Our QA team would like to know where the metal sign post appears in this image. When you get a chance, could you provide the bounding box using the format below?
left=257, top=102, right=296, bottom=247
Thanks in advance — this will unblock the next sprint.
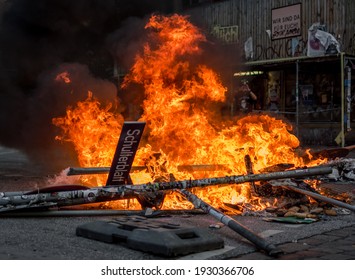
left=345, top=66, right=352, bottom=133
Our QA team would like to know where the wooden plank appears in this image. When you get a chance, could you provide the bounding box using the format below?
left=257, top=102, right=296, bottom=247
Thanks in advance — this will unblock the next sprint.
left=185, top=0, right=354, bottom=60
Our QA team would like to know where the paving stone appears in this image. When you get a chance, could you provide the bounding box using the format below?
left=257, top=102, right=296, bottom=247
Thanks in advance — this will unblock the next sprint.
left=276, top=250, right=323, bottom=260
left=307, top=246, right=344, bottom=254
left=324, top=228, right=354, bottom=237
left=327, top=239, right=355, bottom=247
left=276, top=253, right=300, bottom=260
left=333, top=245, right=355, bottom=253
left=231, top=252, right=274, bottom=260
left=342, top=250, right=355, bottom=257
left=277, top=242, right=310, bottom=253
left=300, top=234, right=340, bottom=246
left=319, top=254, right=355, bottom=260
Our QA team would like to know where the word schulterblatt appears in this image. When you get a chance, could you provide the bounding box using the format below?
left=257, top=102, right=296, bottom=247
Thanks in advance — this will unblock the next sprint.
left=112, top=129, right=142, bottom=183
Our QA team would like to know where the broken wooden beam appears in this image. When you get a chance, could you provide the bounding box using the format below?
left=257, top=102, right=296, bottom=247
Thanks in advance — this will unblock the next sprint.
left=309, top=144, right=355, bottom=159
left=244, top=154, right=258, bottom=196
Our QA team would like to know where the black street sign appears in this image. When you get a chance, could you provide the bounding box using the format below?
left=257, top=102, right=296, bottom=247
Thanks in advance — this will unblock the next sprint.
left=106, top=121, right=146, bottom=186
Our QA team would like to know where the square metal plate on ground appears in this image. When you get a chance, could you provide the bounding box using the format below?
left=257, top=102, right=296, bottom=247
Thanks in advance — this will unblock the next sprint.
left=76, top=216, right=224, bottom=257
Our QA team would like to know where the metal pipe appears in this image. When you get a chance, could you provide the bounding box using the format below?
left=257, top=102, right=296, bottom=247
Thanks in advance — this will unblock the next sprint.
left=296, top=60, right=299, bottom=138
left=67, top=164, right=227, bottom=176
left=232, top=166, right=332, bottom=184
left=0, top=165, right=333, bottom=213
left=68, top=166, right=111, bottom=175
left=341, top=52, right=345, bottom=147
left=282, top=184, right=355, bottom=212
left=178, top=189, right=282, bottom=256
left=345, top=66, right=351, bottom=133
left=0, top=209, right=205, bottom=218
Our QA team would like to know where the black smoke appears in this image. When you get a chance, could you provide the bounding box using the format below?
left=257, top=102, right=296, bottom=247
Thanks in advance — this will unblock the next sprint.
left=0, top=0, right=172, bottom=172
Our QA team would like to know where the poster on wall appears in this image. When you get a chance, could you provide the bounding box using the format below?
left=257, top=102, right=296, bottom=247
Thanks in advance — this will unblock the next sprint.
left=271, top=3, right=301, bottom=40
left=299, top=85, right=314, bottom=106
left=307, top=23, right=340, bottom=57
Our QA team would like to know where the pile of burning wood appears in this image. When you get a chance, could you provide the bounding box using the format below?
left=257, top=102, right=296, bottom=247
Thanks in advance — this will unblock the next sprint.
left=0, top=158, right=354, bottom=215
left=0, top=157, right=353, bottom=256
left=0, top=122, right=354, bottom=256
left=1, top=122, right=355, bottom=216
left=217, top=154, right=355, bottom=219
left=326, top=157, right=355, bottom=181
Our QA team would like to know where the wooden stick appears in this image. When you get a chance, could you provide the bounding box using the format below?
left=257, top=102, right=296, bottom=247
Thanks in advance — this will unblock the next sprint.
left=244, top=155, right=258, bottom=196
left=310, top=144, right=355, bottom=159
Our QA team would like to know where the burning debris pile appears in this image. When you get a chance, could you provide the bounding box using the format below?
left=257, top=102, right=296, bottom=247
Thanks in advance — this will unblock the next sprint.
left=0, top=131, right=354, bottom=215
left=0, top=5, right=354, bottom=260
left=0, top=13, right=354, bottom=222
left=326, top=158, right=355, bottom=181
left=49, top=14, right=329, bottom=212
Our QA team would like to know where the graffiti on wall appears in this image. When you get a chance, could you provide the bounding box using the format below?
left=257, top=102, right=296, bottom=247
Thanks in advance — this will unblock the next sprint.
left=254, top=37, right=307, bottom=60
left=253, top=29, right=355, bottom=61
left=211, top=25, right=239, bottom=44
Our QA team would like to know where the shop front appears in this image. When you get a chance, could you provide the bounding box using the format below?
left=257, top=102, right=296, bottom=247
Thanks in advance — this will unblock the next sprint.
left=233, top=54, right=355, bottom=146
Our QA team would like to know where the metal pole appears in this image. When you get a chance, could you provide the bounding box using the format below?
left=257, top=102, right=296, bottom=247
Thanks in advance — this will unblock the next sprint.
left=178, top=189, right=282, bottom=256
left=233, top=165, right=332, bottom=184
left=341, top=52, right=345, bottom=147
left=0, top=166, right=333, bottom=213
left=68, top=167, right=111, bottom=175
left=282, top=184, right=355, bottom=212
left=0, top=209, right=205, bottom=217
left=345, top=65, right=352, bottom=133
left=68, top=165, right=332, bottom=183
left=67, top=164, right=227, bottom=176
left=296, top=60, right=299, bottom=138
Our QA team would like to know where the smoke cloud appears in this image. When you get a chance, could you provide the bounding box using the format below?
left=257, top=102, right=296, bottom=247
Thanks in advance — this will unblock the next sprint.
left=0, top=0, right=235, bottom=173
left=0, top=0, right=172, bottom=172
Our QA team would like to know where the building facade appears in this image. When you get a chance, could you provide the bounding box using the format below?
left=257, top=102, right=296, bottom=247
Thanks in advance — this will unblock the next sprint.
left=183, top=0, right=355, bottom=146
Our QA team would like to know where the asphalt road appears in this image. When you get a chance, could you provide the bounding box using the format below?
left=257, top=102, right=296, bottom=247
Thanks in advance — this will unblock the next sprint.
left=0, top=146, right=354, bottom=260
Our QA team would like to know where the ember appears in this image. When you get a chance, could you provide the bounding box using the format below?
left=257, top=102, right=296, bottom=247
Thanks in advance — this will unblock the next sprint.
left=52, top=14, right=328, bottom=212
left=55, top=71, right=71, bottom=84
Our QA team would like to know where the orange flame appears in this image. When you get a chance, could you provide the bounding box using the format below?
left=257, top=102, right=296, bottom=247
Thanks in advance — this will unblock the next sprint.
left=53, top=14, right=326, bottom=211
left=55, top=71, right=71, bottom=83
left=53, top=91, right=124, bottom=186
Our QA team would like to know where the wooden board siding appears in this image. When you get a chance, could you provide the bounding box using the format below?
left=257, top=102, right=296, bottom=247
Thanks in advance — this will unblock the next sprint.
left=185, top=0, right=355, bottom=61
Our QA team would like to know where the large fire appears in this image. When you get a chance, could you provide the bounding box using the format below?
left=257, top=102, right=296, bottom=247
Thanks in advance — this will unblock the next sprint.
left=52, top=14, right=325, bottom=211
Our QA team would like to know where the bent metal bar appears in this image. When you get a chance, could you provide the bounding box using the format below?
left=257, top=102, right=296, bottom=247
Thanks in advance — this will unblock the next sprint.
left=0, top=165, right=342, bottom=213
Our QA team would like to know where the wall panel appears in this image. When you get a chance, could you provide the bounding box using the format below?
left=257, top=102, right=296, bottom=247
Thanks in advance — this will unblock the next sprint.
left=186, top=0, right=354, bottom=61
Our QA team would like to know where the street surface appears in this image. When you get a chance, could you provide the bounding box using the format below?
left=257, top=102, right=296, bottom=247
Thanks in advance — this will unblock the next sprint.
left=0, top=146, right=354, bottom=260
